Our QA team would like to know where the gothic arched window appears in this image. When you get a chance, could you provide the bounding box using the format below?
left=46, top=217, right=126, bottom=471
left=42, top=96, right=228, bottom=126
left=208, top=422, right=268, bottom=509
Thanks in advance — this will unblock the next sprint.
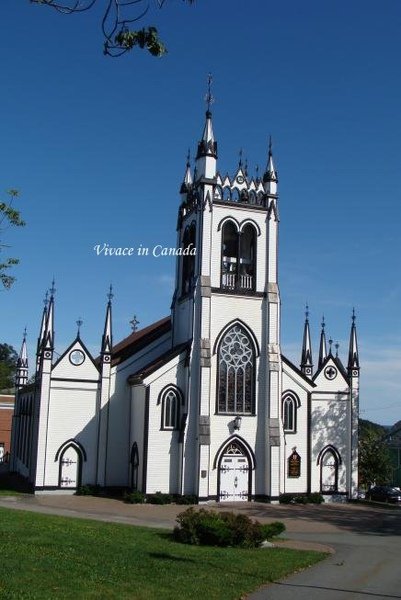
left=181, top=223, right=196, bottom=296
left=217, top=324, right=255, bottom=414
left=320, top=447, right=340, bottom=493
left=282, top=394, right=297, bottom=433
left=160, top=387, right=182, bottom=430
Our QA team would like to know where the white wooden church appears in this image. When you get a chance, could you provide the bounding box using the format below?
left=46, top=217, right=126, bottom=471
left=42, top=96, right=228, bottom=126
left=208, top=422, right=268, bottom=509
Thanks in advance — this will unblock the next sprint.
left=11, top=105, right=360, bottom=502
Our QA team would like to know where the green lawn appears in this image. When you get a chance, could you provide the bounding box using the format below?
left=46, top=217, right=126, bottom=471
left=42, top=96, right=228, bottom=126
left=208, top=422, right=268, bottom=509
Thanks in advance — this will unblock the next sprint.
left=0, top=507, right=326, bottom=599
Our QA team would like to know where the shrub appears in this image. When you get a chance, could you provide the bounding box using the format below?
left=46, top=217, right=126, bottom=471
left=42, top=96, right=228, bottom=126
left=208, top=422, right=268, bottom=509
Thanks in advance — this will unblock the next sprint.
left=279, top=493, right=324, bottom=504
left=173, top=508, right=285, bottom=548
left=124, top=490, right=146, bottom=504
left=146, top=491, right=172, bottom=505
left=174, top=494, right=198, bottom=505
left=75, top=484, right=101, bottom=496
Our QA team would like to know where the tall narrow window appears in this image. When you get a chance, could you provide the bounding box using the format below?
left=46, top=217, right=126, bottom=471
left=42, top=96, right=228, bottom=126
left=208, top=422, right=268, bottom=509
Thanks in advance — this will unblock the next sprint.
left=320, top=448, right=339, bottom=493
left=239, top=225, right=256, bottom=291
left=131, top=443, right=139, bottom=490
left=217, top=324, right=255, bottom=414
left=160, top=387, right=182, bottom=430
left=181, top=223, right=196, bottom=296
left=282, top=394, right=297, bottom=433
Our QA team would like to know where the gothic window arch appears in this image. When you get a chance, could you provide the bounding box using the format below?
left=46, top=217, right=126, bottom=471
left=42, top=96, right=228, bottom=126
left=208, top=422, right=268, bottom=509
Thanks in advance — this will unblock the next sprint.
left=217, top=324, right=255, bottom=415
left=159, top=386, right=183, bottom=430
left=282, top=393, right=299, bottom=433
left=181, top=222, right=196, bottom=296
left=221, top=222, right=256, bottom=292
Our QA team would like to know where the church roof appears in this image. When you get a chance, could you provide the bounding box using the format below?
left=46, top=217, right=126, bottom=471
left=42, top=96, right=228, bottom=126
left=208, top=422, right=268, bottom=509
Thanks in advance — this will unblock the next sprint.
left=111, top=316, right=171, bottom=366
left=127, top=342, right=190, bottom=385
left=281, top=354, right=317, bottom=387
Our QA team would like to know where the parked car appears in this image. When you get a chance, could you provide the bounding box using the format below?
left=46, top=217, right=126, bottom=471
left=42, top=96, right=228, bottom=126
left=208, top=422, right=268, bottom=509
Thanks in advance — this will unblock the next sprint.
left=366, top=486, right=401, bottom=503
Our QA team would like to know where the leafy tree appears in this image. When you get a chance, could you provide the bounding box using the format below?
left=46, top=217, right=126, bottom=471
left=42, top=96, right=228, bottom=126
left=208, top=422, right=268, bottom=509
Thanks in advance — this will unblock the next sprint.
left=0, top=343, right=18, bottom=391
left=358, top=426, right=392, bottom=489
left=0, top=189, right=25, bottom=289
left=30, top=0, right=195, bottom=57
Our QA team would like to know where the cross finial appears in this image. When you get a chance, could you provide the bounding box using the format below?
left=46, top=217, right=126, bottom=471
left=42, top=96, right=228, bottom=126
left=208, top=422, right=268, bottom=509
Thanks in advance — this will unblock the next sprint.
left=205, top=73, right=214, bottom=112
left=107, top=284, right=114, bottom=302
left=50, top=278, right=56, bottom=297
left=130, top=315, right=139, bottom=332
left=76, top=317, right=83, bottom=334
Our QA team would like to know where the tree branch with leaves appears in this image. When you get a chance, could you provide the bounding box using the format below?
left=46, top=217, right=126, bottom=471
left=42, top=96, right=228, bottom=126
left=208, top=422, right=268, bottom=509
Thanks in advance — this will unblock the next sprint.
left=30, top=0, right=195, bottom=57
left=0, top=190, right=25, bottom=289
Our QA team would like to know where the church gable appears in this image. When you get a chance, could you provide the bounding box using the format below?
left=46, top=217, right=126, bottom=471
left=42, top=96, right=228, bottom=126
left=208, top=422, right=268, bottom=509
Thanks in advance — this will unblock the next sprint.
left=51, top=338, right=99, bottom=380
left=313, top=356, right=349, bottom=391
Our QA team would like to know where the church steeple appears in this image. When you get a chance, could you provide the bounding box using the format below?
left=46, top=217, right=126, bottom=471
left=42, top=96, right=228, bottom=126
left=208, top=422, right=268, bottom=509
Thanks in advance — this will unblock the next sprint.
left=101, top=285, right=113, bottom=359
left=347, top=308, right=359, bottom=375
left=300, top=305, right=313, bottom=377
left=195, top=75, right=217, bottom=179
left=318, top=316, right=327, bottom=369
left=15, top=328, right=28, bottom=388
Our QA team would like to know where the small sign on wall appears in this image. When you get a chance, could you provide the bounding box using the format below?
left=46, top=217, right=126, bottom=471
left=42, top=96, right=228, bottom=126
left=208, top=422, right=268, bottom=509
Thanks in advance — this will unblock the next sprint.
left=288, top=448, right=301, bottom=478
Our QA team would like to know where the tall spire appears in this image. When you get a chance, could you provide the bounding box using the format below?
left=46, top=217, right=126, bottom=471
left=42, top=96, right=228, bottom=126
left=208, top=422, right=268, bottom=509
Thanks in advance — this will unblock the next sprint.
left=15, top=328, right=28, bottom=388
left=318, top=316, right=327, bottom=369
left=195, top=74, right=217, bottom=177
left=300, top=304, right=313, bottom=376
left=263, top=136, right=277, bottom=184
left=101, top=285, right=113, bottom=357
left=44, top=279, right=55, bottom=352
left=36, top=290, right=49, bottom=370
left=348, top=308, right=360, bottom=374
left=180, top=149, right=193, bottom=193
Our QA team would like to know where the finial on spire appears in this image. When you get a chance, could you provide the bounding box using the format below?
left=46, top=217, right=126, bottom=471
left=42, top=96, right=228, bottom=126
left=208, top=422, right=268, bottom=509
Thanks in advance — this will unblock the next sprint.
left=269, top=135, right=273, bottom=155
left=205, top=73, right=214, bottom=113
left=244, top=158, right=248, bottom=177
left=352, top=307, right=356, bottom=323
left=305, top=303, right=309, bottom=320
left=186, top=148, right=191, bottom=166
left=321, top=315, right=325, bottom=329
left=76, top=317, right=83, bottom=336
left=329, top=338, right=333, bottom=353
left=238, top=148, right=243, bottom=168
left=255, top=165, right=260, bottom=180
left=43, top=290, right=49, bottom=308
left=107, top=284, right=114, bottom=302
left=130, top=315, right=140, bottom=332
left=50, top=278, right=56, bottom=297
left=335, top=342, right=339, bottom=358
left=301, top=305, right=313, bottom=376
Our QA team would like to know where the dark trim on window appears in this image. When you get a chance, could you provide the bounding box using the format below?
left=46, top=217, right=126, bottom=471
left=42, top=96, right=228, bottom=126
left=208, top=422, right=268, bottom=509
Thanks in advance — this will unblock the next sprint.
left=212, top=319, right=260, bottom=357
left=282, top=392, right=300, bottom=433
left=158, top=385, right=183, bottom=431
left=213, top=435, right=256, bottom=470
left=130, top=442, right=139, bottom=490
left=142, top=387, right=150, bottom=493
left=55, top=439, right=87, bottom=462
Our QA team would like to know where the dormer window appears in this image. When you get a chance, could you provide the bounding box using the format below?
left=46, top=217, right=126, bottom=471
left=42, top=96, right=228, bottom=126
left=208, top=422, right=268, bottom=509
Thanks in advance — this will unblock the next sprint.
left=221, top=222, right=256, bottom=292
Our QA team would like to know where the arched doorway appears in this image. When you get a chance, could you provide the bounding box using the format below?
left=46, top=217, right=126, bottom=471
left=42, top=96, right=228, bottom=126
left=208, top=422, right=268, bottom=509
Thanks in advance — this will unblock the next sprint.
left=319, top=446, right=340, bottom=493
left=56, top=441, right=85, bottom=490
left=218, top=440, right=251, bottom=502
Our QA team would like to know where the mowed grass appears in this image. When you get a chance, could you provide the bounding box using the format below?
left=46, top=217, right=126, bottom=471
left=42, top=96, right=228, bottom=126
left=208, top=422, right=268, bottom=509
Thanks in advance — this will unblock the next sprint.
left=0, top=507, right=325, bottom=600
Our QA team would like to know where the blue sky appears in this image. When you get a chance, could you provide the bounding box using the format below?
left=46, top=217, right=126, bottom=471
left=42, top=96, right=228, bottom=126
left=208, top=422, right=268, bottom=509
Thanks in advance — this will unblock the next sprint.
left=1, top=0, right=401, bottom=424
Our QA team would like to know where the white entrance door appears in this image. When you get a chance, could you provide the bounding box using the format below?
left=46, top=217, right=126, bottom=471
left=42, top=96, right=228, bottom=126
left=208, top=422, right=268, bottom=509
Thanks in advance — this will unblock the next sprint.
left=321, top=451, right=337, bottom=492
left=219, top=453, right=249, bottom=501
left=59, top=446, right=79, bottom=489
